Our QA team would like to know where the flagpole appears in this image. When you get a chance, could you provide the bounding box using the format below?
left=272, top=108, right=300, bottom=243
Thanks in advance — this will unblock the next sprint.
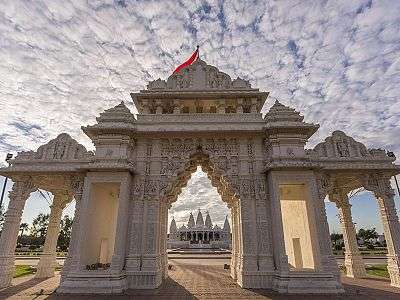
left=196, top=45, right=200, bottom=60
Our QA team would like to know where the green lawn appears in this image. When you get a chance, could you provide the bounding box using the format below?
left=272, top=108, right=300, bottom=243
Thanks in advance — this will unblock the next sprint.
left=366, top=264, right=389, bottom=278
left=14, top=265, right=36, bottom=278
left=340, top=264, right=389, bottom=278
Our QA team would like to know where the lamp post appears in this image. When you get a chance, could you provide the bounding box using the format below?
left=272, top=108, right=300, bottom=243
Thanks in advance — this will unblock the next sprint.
left=394, top=175, right=400, bottom=197
left=0, top=153, right=13, bottom=210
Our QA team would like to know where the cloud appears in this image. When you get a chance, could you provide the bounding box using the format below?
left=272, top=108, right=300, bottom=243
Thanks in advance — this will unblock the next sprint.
left=168, top=167, right=230, bottom=229
left=0, top=0, right=399, bottom=224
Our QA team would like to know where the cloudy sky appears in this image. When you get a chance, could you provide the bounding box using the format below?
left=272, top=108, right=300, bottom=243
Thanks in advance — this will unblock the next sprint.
left=0, top=0, right=399, bottom=232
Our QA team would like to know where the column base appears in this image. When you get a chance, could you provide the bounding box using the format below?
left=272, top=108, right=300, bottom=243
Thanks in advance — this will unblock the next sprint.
left=35, top=254, right=58, bottom=278
left=0, top=256, right=15, bottom=289
left=344, top=254, right=367, bottom=278
left=387, top=257, right=400, bottom=288
left=236, top=271, right=274, bottom=288
left=57, top=271, right=127, bottom=294
left=321, top=255, right=341, bottom=282
left=272, top=272, right=344, bottom=294
left=125, top=255, right=164, bottom=289
left=126, top=271, right=163, bottom=289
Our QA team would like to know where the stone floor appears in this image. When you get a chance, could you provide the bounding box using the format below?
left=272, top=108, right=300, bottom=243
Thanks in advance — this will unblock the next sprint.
left=1, top=263, right=400, bottom=299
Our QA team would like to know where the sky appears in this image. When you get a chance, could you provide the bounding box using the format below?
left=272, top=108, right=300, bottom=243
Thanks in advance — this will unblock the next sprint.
left=0, top=0, right=399, bottom=233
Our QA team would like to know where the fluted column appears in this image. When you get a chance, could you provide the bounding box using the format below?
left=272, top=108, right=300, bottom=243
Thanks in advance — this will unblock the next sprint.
left=334, top=192, right=366, bottom=278
left=0, top=179, right=35, bottom=288
left=376, top=193, right=400, bottom=287
left=35, top=193, right=68, bottom=278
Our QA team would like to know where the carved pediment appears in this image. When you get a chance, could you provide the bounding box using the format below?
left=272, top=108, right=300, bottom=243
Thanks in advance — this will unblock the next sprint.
left=308, top=131, right=394, bottom=160
left=14, top=133, right=93, bottom=162
left=146, top=59, right=252, bottom=91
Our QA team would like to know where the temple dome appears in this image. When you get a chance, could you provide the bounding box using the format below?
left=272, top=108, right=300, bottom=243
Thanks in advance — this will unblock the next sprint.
left=205, top=211, right=212, bottom=229
left=195, top=209, right=205, bottom=227
left=223, top=215, right=231, bottom=232
left=187, top=212, right=195, bottom=229
left=169, top=217, right=177, bottom=233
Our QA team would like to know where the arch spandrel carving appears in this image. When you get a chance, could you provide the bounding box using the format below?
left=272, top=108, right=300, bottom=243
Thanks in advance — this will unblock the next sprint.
left=361, top=173, right=395, bottom=200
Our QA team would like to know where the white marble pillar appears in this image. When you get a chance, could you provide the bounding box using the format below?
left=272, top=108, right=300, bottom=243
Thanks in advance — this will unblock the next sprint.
left=230, top=203, right=237, bottom=280
left=335, top=193, right=366, bottom=278
left=376, top=193, right=400, bottom=287
left=110, top=174, right=132, bottom=273
left=60, top=180, right=84, bottom=282
left=313, top=176, right=341, bottom=282
left=0, top=179, right=35, bottom=288
left=36, top=193, right=68, bottom=278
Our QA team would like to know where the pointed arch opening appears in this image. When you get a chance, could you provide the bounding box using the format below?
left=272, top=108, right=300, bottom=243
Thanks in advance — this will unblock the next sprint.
left=159, top=150, right=242, bottom=283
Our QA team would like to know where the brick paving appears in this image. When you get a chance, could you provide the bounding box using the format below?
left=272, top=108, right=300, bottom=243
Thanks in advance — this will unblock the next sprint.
left=1, top=263, right=400, bottom=300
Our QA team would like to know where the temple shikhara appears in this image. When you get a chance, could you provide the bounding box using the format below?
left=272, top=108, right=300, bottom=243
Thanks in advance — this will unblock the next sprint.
left=0, top=57, right=399, bottom=294
left=167, top=210, right=231, bottom=249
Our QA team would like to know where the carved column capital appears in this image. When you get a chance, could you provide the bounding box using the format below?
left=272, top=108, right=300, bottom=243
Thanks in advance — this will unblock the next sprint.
left=8, top=177, right=37, bottom=201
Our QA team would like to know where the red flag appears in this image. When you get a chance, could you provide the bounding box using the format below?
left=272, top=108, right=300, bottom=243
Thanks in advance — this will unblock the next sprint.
left=173, top=46, right=199, bottom=74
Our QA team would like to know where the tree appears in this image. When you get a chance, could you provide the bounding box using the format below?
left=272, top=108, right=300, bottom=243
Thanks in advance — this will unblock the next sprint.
left=357, top=228, right=378, bottom=243
left=31, top=213, right=49, bottom=238
left=330, top=233, right=344, bottom=250
left=57, top=215, right=73, bottom=251
left=19, top=223, right=29, bottom=238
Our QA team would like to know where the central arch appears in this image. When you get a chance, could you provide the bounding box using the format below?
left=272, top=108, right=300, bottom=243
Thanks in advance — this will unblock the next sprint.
left=163, top=149, right=239, bottom=206
left=160, top=149, right=241, bottom=282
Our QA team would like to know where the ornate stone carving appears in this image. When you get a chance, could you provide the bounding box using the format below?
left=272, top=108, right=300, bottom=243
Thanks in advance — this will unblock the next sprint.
left=146, top=59, right=253, bottom=91
left=13, top=133, right=92, bottom=162
left=309, top=131, right=395, bottom=161
left=362, top=173, right=395, bottom=199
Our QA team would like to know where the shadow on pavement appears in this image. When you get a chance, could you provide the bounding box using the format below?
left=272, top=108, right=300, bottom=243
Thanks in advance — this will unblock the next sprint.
left=0, top=277, right=48, bottom=299
left=45, top=277, right=197, bottom=300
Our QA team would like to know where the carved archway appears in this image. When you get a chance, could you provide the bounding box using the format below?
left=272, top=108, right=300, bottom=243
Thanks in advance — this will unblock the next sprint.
left=162, top=146, right=239, bottom=207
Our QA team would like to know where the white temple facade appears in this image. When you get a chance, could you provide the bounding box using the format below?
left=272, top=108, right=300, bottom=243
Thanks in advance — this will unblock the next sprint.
left=168, top=210, right=231, bottom=249
left=0, top=58, right=399, bottom=294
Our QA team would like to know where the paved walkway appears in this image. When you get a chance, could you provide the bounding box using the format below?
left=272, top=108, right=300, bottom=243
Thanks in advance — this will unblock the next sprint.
left=14, top=255, right=389, bottom=266
left=1, top=263, right=399, bottom=299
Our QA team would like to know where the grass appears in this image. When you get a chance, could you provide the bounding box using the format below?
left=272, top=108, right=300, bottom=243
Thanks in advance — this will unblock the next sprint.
left=366, top=264, right=389, bottom=278
left=14, top=265, right=36, bottom=278
left=340, top=264, right=390, bottom=278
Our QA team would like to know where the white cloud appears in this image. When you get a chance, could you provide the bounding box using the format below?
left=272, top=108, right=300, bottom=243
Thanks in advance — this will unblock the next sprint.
left=0, top=0, right=399, bottom=222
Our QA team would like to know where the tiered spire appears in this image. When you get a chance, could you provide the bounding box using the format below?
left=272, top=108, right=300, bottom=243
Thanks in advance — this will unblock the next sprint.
left=205, top=211, right=212, bottom=229
left=187, top=212, right=195, bottom=228
left=82, top=101, right=136, bottom=140
left=169, top=217, right=177, bottom=233
left=223, top=215, right=231, bottom=232
left=264, top=100, right=304, bottom=123
left=263, top=100, right=319, bottom=161
left=96, top=101, right=136, bottom=124
left=196, top=209, right=204, bottom=227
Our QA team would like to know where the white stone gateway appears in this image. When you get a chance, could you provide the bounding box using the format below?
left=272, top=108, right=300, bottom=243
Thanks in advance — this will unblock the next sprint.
left=0, top=58, right=399, bottom=294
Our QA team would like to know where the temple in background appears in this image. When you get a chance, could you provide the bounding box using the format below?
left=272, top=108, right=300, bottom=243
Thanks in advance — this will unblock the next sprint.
left=167, top=210, right=231, bottom=249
